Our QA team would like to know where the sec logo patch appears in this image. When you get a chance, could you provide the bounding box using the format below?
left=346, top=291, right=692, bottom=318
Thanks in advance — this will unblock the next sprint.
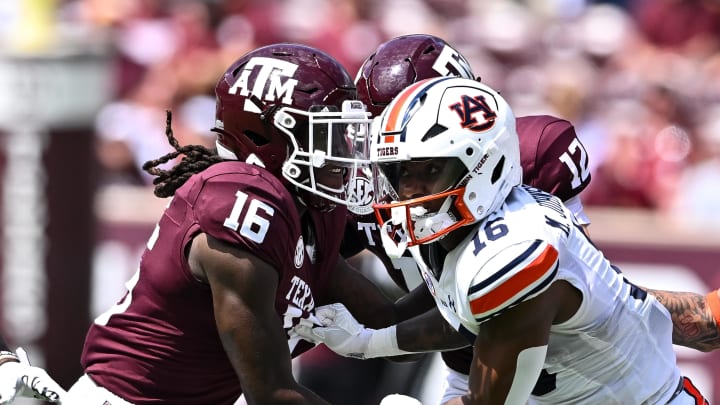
left=346, top=175, right=374, bottom=216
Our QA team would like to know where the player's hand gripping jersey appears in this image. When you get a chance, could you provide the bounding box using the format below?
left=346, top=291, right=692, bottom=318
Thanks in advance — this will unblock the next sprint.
left=409, top=185, right=680, bottom=403
left=81, top=162, right=345, bottom=404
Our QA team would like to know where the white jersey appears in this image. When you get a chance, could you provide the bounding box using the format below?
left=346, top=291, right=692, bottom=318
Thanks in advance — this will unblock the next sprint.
left=409, top=185, right=680, bottom=404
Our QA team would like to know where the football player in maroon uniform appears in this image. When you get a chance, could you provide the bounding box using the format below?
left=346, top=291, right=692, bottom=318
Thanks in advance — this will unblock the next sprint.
left=336, top=34, right=720, bottom=404
left=65, top=43, right=410, bottom=405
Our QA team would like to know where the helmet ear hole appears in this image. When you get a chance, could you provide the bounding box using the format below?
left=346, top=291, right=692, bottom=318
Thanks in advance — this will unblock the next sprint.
left=491, top=156, right=505, bottom=184
left=243, top=130, right=269, bottom=146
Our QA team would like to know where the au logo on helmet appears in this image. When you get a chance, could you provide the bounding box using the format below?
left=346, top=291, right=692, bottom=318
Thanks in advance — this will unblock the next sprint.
left=346, top=174, right=374, bottom=216
left=448, top=95, right=497, bottom=132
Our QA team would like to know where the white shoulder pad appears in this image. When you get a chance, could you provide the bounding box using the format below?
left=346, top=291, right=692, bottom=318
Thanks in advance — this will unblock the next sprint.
left=467, top=239, right=559, bottom=323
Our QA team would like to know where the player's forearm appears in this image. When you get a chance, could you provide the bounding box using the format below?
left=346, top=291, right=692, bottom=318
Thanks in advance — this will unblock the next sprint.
left=393, top=284, right=436, bottom=322
left=327, top=257, right=400, bottom=329
left=647, top=288, right=720, bottom=352
left=396, top=307, right=468, bottom=353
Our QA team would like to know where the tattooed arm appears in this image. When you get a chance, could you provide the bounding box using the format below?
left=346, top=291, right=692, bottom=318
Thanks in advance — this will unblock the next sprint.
left=645, top=288, right=720, bottom=352
left=579, top=226, right=720, bottom=352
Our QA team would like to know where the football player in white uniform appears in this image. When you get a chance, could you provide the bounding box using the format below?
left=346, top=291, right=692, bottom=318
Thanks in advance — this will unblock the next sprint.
left=302, top=77, right=709, bottom=404
left=329, top=34, right=720, bottom=405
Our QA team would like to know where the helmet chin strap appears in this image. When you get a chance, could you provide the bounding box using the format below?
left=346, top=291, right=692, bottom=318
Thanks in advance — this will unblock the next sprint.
left=380, top=196, right=459, bottom=258
left=380, top=221, right=409, bottom=259
left=379, top=205, right=411, bottom=258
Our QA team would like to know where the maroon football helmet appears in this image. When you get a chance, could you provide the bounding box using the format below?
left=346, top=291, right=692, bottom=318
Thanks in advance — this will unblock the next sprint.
left=213, top=43, right=371, bottom=210
left=355, top=34, right=475, bottom=117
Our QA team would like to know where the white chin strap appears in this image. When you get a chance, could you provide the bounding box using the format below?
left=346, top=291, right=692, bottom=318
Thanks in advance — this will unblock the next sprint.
left=380, top=225, right=408, bottom=259
left=379, top=205, right=410, bottom=258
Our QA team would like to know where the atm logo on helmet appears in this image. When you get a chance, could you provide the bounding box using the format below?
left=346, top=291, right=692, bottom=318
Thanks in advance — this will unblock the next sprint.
left=449, top=94, right=497, bottom=132
left=229, top=57, right=299, bottom=111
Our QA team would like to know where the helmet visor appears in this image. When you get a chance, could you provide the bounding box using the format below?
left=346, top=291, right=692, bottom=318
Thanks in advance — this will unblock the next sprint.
left=374, top=157, right=467, bottom=204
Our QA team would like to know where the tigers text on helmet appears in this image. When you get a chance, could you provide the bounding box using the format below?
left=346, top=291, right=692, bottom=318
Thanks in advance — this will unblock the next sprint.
left=371, top=77, right=521, bottom=256
left=212, top=43, right=372, bottom=209
left=355, top=34, right=475, bottom=117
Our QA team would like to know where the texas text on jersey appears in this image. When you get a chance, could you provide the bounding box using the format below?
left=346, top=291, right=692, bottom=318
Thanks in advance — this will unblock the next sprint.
left=82, top=162, right=345, bottom=404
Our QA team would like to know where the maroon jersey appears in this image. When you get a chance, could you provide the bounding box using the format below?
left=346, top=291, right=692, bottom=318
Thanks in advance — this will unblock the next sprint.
left=81, top=161, right=345, bottom=404
left=517, top=115, right=591, bottom=201
left=341, top=115, right=591, bottom=373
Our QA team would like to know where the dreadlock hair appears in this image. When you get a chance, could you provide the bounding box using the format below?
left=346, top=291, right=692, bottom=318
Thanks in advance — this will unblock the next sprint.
left=142, top=110, right=225, bottom=198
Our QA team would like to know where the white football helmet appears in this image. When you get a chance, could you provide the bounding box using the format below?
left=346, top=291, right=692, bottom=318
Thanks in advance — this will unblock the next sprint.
left=371, top=77, right=521, bottom=254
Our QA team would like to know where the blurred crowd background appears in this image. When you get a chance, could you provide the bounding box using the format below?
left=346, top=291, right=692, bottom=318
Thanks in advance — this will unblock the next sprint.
left=2, top=0, right=718, bottom=226
left=1, top=0, right=720, bottom=404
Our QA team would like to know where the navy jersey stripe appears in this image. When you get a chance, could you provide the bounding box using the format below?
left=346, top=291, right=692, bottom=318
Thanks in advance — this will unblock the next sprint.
left=468, top=239, right=543, bottom=294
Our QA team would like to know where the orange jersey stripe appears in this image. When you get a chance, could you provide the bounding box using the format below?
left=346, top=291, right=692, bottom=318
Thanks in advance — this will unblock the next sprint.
left=470, top=244, right=559, bottom=315
left=681, top=377, right=708, bottom=404
left=383, top=80, right=427, bottom=132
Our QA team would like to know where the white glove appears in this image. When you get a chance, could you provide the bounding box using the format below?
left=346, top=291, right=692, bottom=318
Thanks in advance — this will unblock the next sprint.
left=379, top=394, right=423, bottom=405
left=295, top=303, right=373, bottom=359
left=0, top=348, right=66, bottom=404
left=295, top=303, right=412, bottom=359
